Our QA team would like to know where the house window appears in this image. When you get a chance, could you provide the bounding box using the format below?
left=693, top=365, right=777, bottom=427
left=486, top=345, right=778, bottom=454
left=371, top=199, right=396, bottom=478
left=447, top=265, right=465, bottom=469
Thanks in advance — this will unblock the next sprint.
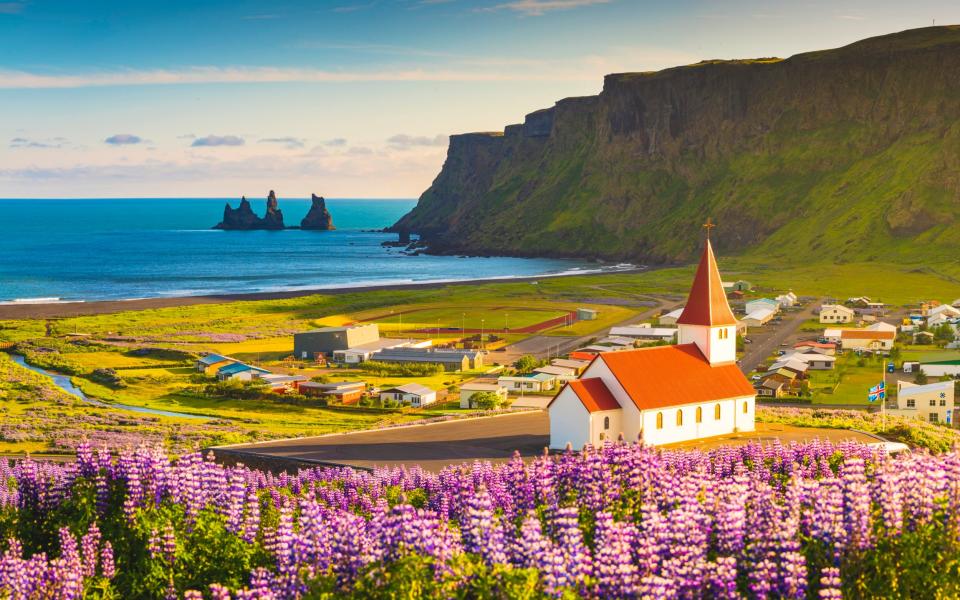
left=930, top=399, right=937, bottom=407
left=941, top=399, right=947, bottom=407
left=696, top=407, right=703, bottom=423
left=656, top=412, right=663, bottom=429
left=714, top=404, right=721, bottom=420
left=930, top=413, right=939, bottom=423
left=907, top=399, right=916, bottom=408
left=676, top=410, right=683, bottom=426
left=604, top=416, right=610, bottom=430
left=743, top=401, right=748, bottom=414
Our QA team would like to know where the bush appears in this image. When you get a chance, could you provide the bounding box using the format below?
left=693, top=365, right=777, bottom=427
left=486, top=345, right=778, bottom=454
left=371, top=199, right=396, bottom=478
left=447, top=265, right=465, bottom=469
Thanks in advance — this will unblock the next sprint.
left=357, top=361, right=444, bottom=377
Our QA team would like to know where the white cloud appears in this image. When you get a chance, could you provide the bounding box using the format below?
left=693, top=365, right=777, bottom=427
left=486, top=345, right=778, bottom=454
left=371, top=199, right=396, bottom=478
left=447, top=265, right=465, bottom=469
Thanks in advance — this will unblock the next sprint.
left=486, top=0, right=611, bottom=16
left=104, top=134, right=143, bottom=145
left=259, top=136, right=306, bottom=148
left=324, top=137, right=348, bottom=147
left=191, top=134, right=245, bottom=147
left=387, top=133, right=448, bottom=149
left=10, top=136, right=66, bottom=149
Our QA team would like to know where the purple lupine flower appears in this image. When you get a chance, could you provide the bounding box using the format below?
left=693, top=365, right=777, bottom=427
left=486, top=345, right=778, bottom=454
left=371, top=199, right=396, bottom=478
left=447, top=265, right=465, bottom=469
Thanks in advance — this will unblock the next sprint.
left=818, top=567, right=843, bottom=599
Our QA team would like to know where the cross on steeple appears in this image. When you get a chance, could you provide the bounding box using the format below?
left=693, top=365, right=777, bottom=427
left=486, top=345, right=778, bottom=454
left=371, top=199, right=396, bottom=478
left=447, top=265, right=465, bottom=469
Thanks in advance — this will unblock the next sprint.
left=703, top=217, right=716, bottom=239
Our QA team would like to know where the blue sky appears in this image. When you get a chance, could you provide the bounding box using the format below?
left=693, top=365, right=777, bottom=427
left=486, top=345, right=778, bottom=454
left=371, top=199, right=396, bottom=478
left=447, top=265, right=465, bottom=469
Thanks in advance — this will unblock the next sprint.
left=1, top=0, right=957, bottom=197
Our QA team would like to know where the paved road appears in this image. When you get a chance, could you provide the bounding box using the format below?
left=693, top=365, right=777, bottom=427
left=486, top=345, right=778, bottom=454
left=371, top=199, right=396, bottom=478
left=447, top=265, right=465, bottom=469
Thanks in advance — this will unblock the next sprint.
left=739, top=298, right=823, bottom=374
left=215, top=411, right=551, bottom=472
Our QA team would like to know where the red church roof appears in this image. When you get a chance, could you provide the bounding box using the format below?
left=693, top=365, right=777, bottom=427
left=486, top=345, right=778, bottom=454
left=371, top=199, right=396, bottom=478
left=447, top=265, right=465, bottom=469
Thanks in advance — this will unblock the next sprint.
left=561, top=378, right=621, bottom=413
left=597, top=344, right=755, bottom=410
left=676, top=238, right=738, bottom=327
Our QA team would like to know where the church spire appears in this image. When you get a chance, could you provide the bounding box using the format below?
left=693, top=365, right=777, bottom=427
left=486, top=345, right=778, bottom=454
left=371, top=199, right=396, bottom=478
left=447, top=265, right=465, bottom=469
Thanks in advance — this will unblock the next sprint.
left=676, top=220, right=738, bottom=327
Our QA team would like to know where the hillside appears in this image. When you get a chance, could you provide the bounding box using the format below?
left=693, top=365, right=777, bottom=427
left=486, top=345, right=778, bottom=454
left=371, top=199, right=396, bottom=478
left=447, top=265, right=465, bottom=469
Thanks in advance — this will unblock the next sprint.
left=391, top=26, right=960, bottom=265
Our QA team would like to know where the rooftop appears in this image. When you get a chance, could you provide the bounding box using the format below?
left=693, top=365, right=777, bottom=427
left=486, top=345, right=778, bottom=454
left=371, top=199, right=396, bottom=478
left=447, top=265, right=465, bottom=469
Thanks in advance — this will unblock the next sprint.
left=676, top=238, right=739, bottom=328
left=560, top=378, right=620, bottom=413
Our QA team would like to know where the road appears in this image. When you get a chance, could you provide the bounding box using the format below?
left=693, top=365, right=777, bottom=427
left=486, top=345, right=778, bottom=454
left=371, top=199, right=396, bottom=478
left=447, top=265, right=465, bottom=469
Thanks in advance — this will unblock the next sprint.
left=738, top=298, right=822, bottom=374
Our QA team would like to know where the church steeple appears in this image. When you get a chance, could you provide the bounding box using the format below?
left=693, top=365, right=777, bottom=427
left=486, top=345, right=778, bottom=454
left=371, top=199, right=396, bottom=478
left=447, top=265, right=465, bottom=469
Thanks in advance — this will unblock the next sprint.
left=676, top=220, right=738, bottom=365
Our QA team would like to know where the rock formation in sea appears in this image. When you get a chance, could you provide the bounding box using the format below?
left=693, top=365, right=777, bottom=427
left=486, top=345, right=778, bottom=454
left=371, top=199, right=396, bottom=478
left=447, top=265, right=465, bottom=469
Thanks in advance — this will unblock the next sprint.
left=300, top=194, right=336, bottom=230
left=213, top=191, right=287, bottom=230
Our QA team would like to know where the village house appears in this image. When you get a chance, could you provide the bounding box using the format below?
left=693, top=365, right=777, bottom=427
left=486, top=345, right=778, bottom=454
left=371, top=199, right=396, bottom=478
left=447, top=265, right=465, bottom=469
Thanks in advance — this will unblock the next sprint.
left=866, top=321, right=898, bottom=333
left=780, top=349, right=836, bottom=370
left=819, top=304, right=855, bottom=324
left=757, top=378, right=789, bottom=398
left=498, top=372, right=557, bottom=393
left=838, top=329, right=896, bottom=352
left=548, top=232, right=756, bottom=449
left=550, top=358, right=591, bottom=375
left=196, top=353, right=236, bottom=375
left=890, top=380, right=955, bottom=425
left=794, top=341, right=837, bottom=354
left=216, top=363, right=271, bottom=382
left=379, top=383, right=437, bottom=408
left=534, top=365, right=578, bottom=382
left=459, top=382, right=509, bottom=408
left=299, top=380, right=367, bottom=403
left=776, top=292, right=798, bottom=308
left=745, top=298, right=780, bottom=315
left=293, top=324, right=381, bottom=360
left=370, top=348, right=471, bottom=372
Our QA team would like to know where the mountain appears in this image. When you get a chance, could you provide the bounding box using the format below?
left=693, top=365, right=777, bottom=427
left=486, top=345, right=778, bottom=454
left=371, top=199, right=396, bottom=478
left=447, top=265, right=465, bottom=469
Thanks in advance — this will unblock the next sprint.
left=391, top=26, right=960, bottom=265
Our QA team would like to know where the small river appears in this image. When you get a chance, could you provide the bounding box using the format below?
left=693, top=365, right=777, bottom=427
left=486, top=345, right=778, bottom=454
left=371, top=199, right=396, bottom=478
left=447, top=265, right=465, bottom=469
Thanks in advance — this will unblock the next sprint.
left=10, top=354, right=211, bottom=420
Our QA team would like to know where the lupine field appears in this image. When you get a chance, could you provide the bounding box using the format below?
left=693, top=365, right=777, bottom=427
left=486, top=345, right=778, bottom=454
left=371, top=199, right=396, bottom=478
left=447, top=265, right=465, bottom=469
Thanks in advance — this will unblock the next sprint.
left=2, top=440, right=960, bottom=599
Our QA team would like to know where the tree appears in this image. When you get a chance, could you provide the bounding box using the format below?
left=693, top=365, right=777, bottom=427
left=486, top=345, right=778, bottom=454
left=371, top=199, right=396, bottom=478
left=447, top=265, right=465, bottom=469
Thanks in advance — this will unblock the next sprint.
left=915, top=370, right=929, bottom=385
left=933, top=324, right=957, bottom=346
left=514, top=355, right=540, bottom=374
left=469, top=391, right=505, bottom=410
left=889, top=346, right=901, bottom=362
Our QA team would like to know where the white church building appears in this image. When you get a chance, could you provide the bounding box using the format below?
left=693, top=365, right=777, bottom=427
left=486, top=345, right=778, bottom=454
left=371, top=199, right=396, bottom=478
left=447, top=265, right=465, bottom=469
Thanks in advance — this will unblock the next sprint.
left=548, top=232, right=757, bottom=448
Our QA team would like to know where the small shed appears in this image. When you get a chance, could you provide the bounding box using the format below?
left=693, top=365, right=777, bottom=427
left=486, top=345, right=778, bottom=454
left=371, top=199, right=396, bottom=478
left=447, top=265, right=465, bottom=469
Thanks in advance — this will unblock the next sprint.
left=576, top=308, right=598, bottom=321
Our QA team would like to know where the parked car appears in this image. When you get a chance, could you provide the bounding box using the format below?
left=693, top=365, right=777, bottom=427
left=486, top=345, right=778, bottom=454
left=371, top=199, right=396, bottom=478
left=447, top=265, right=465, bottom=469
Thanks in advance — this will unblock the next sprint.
left=751, top=374, right=762, bottom=381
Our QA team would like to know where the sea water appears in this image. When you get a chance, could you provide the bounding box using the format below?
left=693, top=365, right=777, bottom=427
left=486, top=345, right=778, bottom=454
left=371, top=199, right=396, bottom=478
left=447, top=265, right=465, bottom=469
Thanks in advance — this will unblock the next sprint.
left=0, top=198, right=617, bottom=302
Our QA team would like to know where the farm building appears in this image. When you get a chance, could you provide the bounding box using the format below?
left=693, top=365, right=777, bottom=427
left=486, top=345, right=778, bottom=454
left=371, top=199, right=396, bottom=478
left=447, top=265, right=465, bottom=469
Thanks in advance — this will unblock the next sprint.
left=776, top=292, right=798, bottom=308
left=550, top=358, right=591, bottom=375
left=819, top=304, right=855, bottom=324
left=609, top=326, right=678, bottom=343
left=723, top=280, right=752, bottom=292
left=293, top=324, right=380, bottom=360
left=216, top=363, right=271, bottom=382
left=370, top=348, right=471, bottom=372
left=379, top=383, right=437, bottom=408
left=257, top=374, right=308, bottom=393
left=548, top=234, right=755, bottom=449
left=332, top=338, right=426, bottom=364
left=658, top=308, right=684, bottom=326
left=890, top=380, right=955, bottom=424
left=459, top=382, right=508, bottom=408
left=534, top=365, right=578, bottom=382
left=920, top=360, right=960, bottom=378
left=742, top=308, right=775, bottom=328
left=576, top=308, right=598, bottom=321
left=745, top=298, right=779, bottom=315
left=299, top=381, right=367, bottom=403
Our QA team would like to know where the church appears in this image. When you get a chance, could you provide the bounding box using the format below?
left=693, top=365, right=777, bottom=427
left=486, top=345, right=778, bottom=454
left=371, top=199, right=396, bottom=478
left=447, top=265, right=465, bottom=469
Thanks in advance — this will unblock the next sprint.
left=547, top=229, right=756, bottom=448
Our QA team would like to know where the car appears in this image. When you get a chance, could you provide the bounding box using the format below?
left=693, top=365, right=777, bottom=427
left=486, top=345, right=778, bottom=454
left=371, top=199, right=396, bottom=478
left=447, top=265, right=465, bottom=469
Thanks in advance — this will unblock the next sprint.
left=778, top=350, right=786, bottom=355
left=743, top=338, right=753, bottom=344
left=751, top=374, right=762, bottom=381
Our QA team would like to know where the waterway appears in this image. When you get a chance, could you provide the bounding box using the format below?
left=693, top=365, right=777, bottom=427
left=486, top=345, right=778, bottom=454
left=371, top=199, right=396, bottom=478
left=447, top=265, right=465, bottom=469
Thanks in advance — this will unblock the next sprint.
left=10, top=354, right=211, bottom=420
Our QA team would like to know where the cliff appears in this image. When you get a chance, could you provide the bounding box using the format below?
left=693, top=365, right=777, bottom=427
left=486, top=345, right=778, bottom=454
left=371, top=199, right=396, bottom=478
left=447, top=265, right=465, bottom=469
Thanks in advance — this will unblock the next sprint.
left=392, top=26, right=960, bottom=265
left=214, top=191, right=285, bottom=230
left=301, top=194, right=336, bottom=230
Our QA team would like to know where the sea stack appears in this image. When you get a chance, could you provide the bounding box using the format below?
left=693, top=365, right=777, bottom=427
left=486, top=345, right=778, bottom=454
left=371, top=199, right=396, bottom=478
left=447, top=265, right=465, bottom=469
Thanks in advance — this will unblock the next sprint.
left=213, top=191, right=287, bottom=230
left=300, top=194, right=336, bottom=230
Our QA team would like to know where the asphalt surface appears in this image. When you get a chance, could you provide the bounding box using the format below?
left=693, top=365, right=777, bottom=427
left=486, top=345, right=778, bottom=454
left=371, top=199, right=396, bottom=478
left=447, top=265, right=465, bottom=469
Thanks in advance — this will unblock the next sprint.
left=216, top=411, right=551, bottom=472
left=738, top=298, right=823, bottom=374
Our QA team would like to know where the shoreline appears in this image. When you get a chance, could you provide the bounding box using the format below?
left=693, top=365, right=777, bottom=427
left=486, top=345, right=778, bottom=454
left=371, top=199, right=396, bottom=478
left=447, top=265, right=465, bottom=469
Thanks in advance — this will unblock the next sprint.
left=0, top=267, right=648, bottom=320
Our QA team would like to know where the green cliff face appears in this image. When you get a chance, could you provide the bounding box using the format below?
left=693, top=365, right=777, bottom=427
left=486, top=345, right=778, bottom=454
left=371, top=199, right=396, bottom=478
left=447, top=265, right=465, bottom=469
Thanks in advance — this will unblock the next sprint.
left=392, top=26, right=960, bottom=265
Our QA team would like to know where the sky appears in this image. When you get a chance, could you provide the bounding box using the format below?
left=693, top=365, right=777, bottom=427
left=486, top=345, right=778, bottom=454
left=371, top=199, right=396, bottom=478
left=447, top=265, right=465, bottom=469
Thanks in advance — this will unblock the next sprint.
left=0, top=0, right=957, bottom=198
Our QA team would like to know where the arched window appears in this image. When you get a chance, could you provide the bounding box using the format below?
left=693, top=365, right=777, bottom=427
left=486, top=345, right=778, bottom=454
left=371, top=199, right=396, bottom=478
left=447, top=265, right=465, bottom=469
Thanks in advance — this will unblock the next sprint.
left=696, top=407, right=703, bottom=423
left=676, top=410, right=683, bottom=427
left=656, top=412, right=663, bottom=429
left=603, top=416, right=610, bottom=430
left=743, top=401, right=749, bottom=414
left=714, top=404, right=721, bottom=420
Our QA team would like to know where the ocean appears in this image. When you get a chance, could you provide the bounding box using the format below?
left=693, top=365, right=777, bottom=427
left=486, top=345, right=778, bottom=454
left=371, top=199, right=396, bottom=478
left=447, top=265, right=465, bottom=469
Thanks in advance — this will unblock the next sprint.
left=0, top=198, right=618, bottom=303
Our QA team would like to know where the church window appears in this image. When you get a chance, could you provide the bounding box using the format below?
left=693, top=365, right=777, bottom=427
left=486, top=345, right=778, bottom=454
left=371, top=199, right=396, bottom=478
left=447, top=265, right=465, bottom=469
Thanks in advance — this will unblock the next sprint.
left=743, top=401, right=748, bottom=414
left=696, top=407, right=702, bottom=423
left=656, top=412, right=663, bottom=429
left=604, top=416, right=610, bottom=430
left=676, top=410, right=683, bottom=426
left=714, top=404, right=721, bottom=420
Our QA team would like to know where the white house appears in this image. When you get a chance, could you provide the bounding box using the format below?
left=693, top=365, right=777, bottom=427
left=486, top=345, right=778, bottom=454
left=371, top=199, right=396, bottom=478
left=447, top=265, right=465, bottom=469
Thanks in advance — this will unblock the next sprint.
left=658, top=307, right=685, bottom=326
left=928, top=304, right=960, bottom=320
left=920, top=360, right=960, bottom=378
left=550, top=358, right=591, bottom=375
left=548, top=234, right=756, bottom=449
left=952, top=299, right=960, bottom=308
left=819, top=304, right=855, bottom=324
left=890, top=380, right=955, bottom=425
left=742, top=307, right=775, bottom=328
left=459, top=382, right=508, bottom=408
left=379, top=383, right=437, bottom=408
left=745, top=298, right=780, bottom=315
left=534, top=365, right=578, bottom=381
left=498, top=373, right=557, bottom=393
left=866, top=321, right=898, bottom=333
left=839, top=329, right=896, bottom=352
left=776, top=292, right=798, bottom=308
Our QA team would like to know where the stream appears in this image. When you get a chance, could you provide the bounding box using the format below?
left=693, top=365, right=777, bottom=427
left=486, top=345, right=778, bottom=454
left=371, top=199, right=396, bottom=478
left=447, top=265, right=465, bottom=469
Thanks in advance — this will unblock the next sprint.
left=10, top=354, right=211, bottom=420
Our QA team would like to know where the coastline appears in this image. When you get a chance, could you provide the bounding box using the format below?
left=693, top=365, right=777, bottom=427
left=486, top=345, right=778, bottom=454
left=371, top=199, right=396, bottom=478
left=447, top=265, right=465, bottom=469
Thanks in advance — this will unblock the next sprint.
left=0, top=266, right=647, bottom=320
